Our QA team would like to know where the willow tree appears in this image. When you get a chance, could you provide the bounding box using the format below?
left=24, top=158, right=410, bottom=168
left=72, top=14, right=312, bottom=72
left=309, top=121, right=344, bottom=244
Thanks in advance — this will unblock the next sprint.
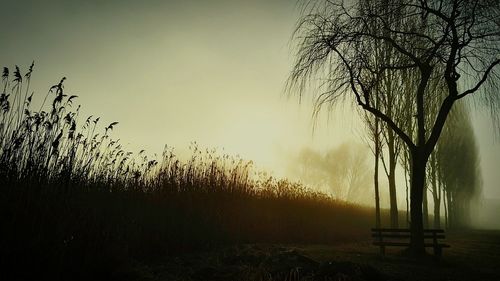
left=437, top=103, right=481, bottom=228
left=288, top=0, right=500, bottom=255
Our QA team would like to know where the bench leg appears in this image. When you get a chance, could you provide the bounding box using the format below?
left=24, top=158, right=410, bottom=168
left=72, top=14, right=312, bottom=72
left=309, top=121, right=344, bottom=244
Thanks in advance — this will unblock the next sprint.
left=434, top=246, right=442, bottom=258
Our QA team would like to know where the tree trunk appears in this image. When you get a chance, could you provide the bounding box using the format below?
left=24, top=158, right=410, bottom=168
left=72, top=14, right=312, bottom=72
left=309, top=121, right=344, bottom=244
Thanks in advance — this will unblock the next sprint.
left=447, top=190, right=453, bottom=229
left=433, top=195, right=441, bottom=229
left=404, top=165, right=410, bottom=225
left=423, top=182, right=429, bottom=228
left=432, top=156, right=441, bottom=229
left=374, top=120, right=381, bottom=228
left=409, top=149, right=426, bottom=255
left=387, top=129, right=399, bottom=228
left=443, top=188, right=449, bottom=229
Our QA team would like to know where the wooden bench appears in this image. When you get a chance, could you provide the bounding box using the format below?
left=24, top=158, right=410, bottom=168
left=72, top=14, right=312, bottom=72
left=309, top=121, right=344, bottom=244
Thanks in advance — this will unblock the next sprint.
left=371, top=228, right=450, bottom=257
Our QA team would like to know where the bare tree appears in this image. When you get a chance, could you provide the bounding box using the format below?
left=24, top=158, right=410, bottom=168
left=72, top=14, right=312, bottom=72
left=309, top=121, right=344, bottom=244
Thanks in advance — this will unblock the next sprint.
left=362, top=100, right=382, bottom=228
left=361, top=0, right=409, bottom=228
left=287, top=143, right=372, bottom=202
left=424, top=78, right=449, bottom=229
left=288, top=0, right=500, bottom=255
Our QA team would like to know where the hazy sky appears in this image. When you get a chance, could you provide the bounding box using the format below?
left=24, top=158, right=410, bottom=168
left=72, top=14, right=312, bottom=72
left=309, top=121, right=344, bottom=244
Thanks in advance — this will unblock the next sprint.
left=1, top=0, right=499, bottom=201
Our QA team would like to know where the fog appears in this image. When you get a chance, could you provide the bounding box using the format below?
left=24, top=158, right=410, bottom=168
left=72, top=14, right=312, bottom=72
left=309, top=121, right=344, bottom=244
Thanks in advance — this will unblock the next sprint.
left=0, top=0, right=499, bottom=228
left=285, top=143, right=375, bottom=204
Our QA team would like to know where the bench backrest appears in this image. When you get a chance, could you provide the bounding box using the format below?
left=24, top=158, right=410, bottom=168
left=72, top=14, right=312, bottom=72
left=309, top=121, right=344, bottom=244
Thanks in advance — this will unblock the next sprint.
left=371, top=228, right=445, bottom=241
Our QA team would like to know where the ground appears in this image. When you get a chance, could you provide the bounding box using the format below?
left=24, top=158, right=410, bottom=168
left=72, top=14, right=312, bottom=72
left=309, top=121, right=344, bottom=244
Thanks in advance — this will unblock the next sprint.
left=116, top=229, right=500, bottom=281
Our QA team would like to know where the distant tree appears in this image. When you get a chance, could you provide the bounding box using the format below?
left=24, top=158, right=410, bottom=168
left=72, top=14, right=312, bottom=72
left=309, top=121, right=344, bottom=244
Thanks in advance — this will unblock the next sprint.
left=288, top=0, right=500, bottom=255
left=437, top=103, right=481, bottom=228
left=292, top=147, right=330, bottom=190
left=288, top=143, right=372, bottom=202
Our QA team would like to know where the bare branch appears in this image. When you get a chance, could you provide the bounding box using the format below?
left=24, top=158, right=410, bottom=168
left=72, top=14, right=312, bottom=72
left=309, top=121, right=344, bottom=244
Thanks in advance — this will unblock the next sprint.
left=456, top=59, right=500, bottom=99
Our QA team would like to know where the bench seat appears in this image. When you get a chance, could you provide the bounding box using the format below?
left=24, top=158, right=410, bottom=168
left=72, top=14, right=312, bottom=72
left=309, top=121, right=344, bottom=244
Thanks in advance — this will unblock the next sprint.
left=371, top=228, right=450, bottom=257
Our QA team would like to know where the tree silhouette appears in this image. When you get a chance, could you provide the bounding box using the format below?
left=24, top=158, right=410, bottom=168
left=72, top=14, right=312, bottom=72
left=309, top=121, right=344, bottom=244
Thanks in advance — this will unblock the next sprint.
left=288, top=144, right=372, bottom=201
left=288, top=0, right=500, bottom=255
left=362, top=97, right=383, bottom=228
left=437, top=103, right=481, bottom=228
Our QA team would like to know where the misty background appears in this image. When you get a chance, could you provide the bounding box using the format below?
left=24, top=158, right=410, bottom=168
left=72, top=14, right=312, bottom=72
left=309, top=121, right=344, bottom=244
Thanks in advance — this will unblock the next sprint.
left=1, top=0, right=498, bottom=228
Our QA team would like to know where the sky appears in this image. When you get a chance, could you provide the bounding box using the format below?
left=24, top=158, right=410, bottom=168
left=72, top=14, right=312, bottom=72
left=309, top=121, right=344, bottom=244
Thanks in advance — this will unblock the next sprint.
left=1, top=0, right=499, bottom=207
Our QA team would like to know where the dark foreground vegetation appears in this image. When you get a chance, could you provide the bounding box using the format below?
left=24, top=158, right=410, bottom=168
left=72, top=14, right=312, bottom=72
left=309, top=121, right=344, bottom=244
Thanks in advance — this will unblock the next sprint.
left=0, top=65, right=388, bottom=280
left=82, top=229, right=500, bottom=281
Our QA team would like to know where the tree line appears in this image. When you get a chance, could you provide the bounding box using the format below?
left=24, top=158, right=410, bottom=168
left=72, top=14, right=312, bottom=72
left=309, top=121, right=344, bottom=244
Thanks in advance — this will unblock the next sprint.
left=288, top=0, right=499, bottom=255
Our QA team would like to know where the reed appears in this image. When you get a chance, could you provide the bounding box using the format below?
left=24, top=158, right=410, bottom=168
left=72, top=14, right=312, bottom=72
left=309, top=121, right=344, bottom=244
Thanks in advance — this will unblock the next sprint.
left=0, top=64, right=375, bottom=280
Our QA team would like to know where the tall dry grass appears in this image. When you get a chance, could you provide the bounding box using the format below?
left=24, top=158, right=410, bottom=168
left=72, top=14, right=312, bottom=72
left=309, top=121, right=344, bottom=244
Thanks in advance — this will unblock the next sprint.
left=0, top=64, right=376, bottom=280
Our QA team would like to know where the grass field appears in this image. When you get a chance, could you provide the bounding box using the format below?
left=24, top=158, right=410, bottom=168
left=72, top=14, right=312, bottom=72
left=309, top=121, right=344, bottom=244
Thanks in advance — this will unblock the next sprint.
left=120, top=229, right=500, bottom=281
